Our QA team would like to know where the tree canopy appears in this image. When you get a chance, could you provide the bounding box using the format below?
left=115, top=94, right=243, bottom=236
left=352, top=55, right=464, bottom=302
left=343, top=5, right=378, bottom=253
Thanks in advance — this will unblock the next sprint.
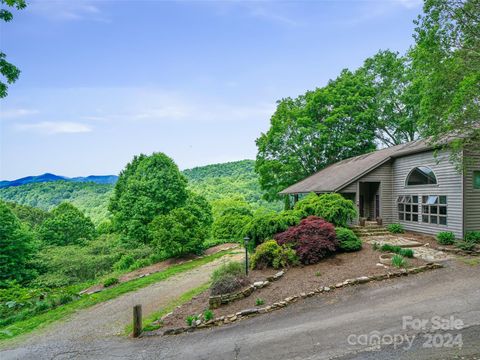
left=0, top=0, right=26, bottom=98
left=256, top=69, right=378, bottom=200
left=38, top=202, right=96, bottom=246
left=109, top=153, right=189, bottom=243
left=149, top=192, right=213, bottom=257
left=410, top=0, right=480, bottom=149
left=0, top=200, right=35, bottom=287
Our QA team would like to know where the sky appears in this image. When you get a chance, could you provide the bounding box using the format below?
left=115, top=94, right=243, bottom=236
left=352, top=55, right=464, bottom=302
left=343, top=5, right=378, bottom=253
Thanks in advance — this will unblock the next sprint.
left=0, top=0, right=424, bottom=180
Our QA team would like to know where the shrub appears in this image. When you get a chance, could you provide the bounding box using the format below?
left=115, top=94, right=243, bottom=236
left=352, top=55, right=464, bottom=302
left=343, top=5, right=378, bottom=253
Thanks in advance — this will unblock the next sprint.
left=400, top=248, right=414, bottom=258
left=465, top=231, right=480, bottom=244
left=210, top=261, right=249, bottom=296
left=275, top=216, right=338, bottom=265
left=255, top=298, right=265, bottom=306
left=455, top=241, right=476, bottom=252
left=243, top=209, right=301, bottom=246
left=272, top=245, right=299, bottom=269
left=103, top=277, right=119, bottom=287
left=336, top=227, right=362, bottom=252
left=203, top=309, right=214, bottom=321
left=211, top=262, right=244, bottom=283
left=113, top=254, right=135, bottom=271
left=387, top=223, right=404, bottom=234
left=210, top=274, right=249, bottom=296
left=437, top=231, right=455, bottom=245
left=250, top=240, right=299, bottom=270
left=380, top=244, right=414, bottom=258
left=186, top=315, right=198, bottom=326
left=294, top=193, right=357, bottom=227
left=391, top=254, right=407, bottom=268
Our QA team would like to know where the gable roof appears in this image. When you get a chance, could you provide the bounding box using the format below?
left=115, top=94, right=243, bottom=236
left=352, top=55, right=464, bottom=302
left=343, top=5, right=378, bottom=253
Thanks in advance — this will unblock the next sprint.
left=279, top=139, right=432, bottom=195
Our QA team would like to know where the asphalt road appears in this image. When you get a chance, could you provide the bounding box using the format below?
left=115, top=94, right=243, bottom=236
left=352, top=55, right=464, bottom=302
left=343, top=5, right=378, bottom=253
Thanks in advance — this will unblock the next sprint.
left=2, top=259, right=480, bottom=360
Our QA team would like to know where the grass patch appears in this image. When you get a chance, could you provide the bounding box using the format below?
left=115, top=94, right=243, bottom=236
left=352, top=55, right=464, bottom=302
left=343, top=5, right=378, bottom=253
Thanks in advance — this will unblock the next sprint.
left=0, top=250, right=233, bottom=344
left=461, top=257, right=480, bottom=267
left=125, top=282, right=211, bottom=334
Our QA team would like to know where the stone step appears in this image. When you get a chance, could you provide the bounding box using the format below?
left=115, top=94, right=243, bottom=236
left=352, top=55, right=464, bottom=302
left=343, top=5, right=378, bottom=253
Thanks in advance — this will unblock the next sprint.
left=356, top=232, right=391, bottom=237
left=352, top=228, right=389, bottom=234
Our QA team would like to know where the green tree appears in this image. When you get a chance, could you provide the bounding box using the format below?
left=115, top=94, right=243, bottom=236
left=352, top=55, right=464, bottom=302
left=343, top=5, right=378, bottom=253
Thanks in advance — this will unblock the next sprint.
left=149, top=193, right=213, bottom=257
left=1, top=0, right=26, bottom=98
left=361, top=50, right=420, bottom=146
left=0, top=200, right=35, bottom=287
left=410, top=0, right=480, bottom=150
left=256, top=69, right=378, bottom=201
left=211, top=197, right=253, bottom=241
left=4, top=201, right=51, bottom=229
left=38, top=202, right=96, bottom=246
left=109, top=153, right=188, bottom=243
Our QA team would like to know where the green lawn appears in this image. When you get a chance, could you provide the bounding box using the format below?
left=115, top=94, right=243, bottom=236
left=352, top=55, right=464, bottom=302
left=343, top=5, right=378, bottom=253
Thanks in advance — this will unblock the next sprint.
left=0, top=250, right=234, bottom=345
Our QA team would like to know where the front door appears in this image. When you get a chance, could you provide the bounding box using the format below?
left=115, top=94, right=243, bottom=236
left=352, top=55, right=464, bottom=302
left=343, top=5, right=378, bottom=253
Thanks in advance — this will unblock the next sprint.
left=375, top=194, right=380, bottom=219
left=359, top=195, right=365, bottom=217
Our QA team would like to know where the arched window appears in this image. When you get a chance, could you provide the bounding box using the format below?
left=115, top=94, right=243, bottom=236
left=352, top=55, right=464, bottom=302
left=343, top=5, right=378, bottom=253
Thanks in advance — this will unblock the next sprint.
left=406, top=166, right=437, bottom=186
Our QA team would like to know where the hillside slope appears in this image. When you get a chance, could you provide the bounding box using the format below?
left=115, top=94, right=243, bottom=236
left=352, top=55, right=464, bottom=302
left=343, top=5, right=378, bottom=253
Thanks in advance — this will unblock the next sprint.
left=0, top=181, right=113, bottom=224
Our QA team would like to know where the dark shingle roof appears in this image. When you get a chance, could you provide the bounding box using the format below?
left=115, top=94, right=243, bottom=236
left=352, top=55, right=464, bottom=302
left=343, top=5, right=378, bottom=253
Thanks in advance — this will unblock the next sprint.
left=279, top=139, right=432, bottom=195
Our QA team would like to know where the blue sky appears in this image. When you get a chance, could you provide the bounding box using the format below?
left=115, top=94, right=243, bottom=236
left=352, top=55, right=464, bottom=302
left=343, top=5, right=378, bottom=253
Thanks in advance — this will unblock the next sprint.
left=0, top=0, right=423, bottom=180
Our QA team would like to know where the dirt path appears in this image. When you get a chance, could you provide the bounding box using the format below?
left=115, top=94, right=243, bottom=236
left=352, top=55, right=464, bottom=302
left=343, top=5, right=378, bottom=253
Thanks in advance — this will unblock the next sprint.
left=16, top=251, right=244, bottom=347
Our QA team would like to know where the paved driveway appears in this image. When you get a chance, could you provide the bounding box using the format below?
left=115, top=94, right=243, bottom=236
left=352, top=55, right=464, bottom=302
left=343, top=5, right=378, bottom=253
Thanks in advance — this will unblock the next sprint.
left=2, top=259, right=480, bottom=360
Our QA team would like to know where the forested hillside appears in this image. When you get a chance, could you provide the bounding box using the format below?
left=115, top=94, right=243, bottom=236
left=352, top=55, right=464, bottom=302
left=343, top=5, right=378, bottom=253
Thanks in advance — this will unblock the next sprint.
left=0, top=160, right=281, bottom=224
left=184, top=160, right=282, bottom=210
left=0, top=181, right=113, bottom=224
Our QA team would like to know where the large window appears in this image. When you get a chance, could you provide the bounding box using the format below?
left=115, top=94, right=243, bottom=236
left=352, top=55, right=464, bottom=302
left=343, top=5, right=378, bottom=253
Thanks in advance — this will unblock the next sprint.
left=422, top=195, right=447, bottom=225
left=397, top=195, right=419, bottom=222
left=406, top=167, right=437, bottom=186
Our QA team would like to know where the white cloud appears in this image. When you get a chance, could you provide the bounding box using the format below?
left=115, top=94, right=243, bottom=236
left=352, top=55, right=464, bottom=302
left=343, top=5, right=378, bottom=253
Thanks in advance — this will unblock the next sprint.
left=246, top=4, right=301, bottom=27
left=16, top=121, right=92, bottom=134
left=28, top=0, right=110, bottom=22
left=0, top=108, right=39, bottom=119
left=396, top=0, right=423, bottom=9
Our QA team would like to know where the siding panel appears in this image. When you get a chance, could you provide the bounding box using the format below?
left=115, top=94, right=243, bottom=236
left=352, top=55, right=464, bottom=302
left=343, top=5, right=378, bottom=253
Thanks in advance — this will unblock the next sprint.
left=392, top=150, right=463, bottom=238
left=464, top=148, right=480, bottom=232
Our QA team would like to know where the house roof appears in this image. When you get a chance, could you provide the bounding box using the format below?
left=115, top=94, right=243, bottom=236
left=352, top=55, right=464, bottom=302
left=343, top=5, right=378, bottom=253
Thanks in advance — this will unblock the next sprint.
left=279, top=138, right=433, bottom=195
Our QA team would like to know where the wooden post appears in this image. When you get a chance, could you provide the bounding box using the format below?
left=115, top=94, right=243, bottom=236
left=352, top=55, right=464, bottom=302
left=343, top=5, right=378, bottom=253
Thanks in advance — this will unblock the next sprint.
left=133, top=304, right=142, bottom=338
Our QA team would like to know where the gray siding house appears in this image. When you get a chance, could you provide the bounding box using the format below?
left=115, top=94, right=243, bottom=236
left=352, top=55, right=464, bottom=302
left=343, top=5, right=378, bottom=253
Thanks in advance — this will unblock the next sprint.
left=280, top=139, right=480, bottom=238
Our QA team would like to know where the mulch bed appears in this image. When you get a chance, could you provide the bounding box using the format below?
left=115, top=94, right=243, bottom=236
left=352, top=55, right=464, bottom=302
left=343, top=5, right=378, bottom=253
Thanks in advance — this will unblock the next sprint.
left=159, top=243, right=427, bottom=331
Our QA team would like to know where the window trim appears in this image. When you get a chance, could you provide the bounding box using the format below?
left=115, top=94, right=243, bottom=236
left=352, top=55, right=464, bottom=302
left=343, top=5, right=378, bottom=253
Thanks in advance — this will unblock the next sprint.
left=405, top=166, right=438, bottom=187
left=397, top=195, right=419, bottom=223
left=421, top=195, right=448, bottom=226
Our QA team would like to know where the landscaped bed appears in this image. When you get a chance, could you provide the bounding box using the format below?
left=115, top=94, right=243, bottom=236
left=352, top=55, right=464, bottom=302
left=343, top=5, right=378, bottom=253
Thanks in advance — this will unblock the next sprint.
left=150, top=243, right=430, bottom=334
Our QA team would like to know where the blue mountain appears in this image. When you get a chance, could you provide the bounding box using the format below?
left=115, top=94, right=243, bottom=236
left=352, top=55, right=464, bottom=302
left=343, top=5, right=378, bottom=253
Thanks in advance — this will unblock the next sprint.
left=0, top=173, right=118, bottom=188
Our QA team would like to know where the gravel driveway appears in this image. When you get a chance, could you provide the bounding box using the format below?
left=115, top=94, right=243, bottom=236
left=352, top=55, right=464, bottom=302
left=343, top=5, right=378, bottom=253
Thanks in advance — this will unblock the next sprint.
left=2, top=251, right=243, bottom=349
left=3, top=258, right=479, bottom=360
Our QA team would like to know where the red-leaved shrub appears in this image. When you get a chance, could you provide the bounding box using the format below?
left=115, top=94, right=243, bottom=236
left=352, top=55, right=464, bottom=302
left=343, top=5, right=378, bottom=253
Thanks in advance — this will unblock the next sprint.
left=274, top=216, right=338, bottom=264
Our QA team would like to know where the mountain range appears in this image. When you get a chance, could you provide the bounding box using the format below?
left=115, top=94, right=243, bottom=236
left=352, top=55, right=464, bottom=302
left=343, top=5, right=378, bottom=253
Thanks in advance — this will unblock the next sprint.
left=0, top=173, right=119, bottom=188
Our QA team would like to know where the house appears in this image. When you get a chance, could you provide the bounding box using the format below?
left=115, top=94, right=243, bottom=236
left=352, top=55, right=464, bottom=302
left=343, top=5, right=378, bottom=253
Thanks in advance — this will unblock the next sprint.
left=280, top=139, right=480, bottom=238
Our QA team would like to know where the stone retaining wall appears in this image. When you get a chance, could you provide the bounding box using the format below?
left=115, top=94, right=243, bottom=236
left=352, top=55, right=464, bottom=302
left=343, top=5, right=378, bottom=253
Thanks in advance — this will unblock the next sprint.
left=161, top=263, right=443, bottom=336
left=209, top=270, right=285, bottom=309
